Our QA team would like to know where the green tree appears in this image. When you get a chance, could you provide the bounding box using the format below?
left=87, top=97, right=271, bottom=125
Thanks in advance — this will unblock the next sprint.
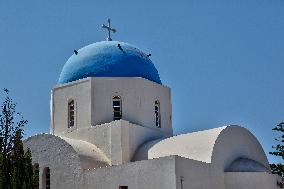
left=24, top=149, right=35, bottom=189
left=11, top=131, right=26, bottom=189
left=32, top=163, right=39, bottom=189
left=0, top=153, right=5, bottom=188
left=269, top=122, right=284, bottom=178
left=0, top=89, right=36, bottom=188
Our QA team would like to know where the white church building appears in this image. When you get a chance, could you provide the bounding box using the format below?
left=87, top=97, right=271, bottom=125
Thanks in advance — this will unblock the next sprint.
left=24, top=20, right=282, bottom=189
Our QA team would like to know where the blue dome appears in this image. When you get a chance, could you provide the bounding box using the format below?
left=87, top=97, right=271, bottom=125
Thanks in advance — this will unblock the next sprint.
left=58, top=41, right=162, bottom=84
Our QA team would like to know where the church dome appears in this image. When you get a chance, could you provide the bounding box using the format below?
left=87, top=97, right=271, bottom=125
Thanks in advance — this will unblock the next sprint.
left=58, top=41, right=162, bottom=84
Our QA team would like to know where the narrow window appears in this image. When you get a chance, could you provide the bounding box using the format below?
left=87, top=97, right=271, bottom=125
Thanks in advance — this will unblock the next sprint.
left=42, top=167, right=50, bottom=189
left=68, top=100, right=75, bottom=128
left=155, top=100, right=161, bottom=128
left=113, top=96, right=122, bottom=120
left=119, top=186, right=128, bottom=189
left=33, top=163, right=39, bottom=189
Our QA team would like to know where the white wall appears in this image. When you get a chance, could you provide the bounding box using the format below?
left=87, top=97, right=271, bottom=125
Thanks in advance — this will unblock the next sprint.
left=51, top=79, right=91, bottom=134
left=132, top=126, right=273, bottom=189
left=90, top=77, right=172, bottom=135
left=24, top=136, right=177, bottom=189
left=136, top=126, right=269, bottom=172
left=59, top=120, right=168, bottom=165
left=52, top=77, right=172, bottom=135
left=84, top=156, right=176, bottom=189
left=61, top=122, right=112, bottom=159
left=212, top=126, right=270, bottom=170
left=175, top=156, right=278, bottom=189
left=224, top=172, right=279, bottom=189
left=24, top=134, right=84, bottom=189
left=175, top=156, right=225, bottom=189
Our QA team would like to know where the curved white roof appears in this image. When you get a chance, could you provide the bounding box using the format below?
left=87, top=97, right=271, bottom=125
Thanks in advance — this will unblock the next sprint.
left=60, top=137, right=111, bottom=168
left=134, top=125, right=269, bottom=170
left=25, top=134, right=111, bottom=170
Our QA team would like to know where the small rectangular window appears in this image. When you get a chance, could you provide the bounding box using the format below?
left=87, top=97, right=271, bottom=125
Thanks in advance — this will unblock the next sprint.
left=68, top=100, right=75, bottom=128
left=155, top=100, right=161, bottom=128
left=113, top=96, right=122, bottom=120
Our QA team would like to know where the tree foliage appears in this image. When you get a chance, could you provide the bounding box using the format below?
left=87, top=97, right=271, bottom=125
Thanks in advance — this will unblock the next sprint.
left=269, top=122, right=284, bottom=178
left=0, top=89, right=37, bottom=189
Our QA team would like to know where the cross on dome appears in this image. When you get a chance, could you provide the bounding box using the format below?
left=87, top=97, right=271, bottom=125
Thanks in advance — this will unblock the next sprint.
left=101, top=18, right=116, bottom=41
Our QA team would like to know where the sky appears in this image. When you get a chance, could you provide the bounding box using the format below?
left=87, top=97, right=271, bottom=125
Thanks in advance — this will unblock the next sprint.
left=0, top=0, right=283, bottom=163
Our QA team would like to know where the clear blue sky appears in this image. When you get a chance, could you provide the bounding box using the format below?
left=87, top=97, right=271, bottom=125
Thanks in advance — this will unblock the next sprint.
left=0, top=0, right=283, bottom=163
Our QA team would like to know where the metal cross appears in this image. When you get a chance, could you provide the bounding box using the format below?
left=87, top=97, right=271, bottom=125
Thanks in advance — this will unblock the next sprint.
left=102, top=18, right=116, bottom=41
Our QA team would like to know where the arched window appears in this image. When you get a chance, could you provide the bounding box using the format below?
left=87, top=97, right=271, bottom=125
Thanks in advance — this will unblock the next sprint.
left=155, top=100, right=161, bottom=128
left=68, top=100, right=75, bottom=128
left=33, top=163, right=39, bottom=189
left=42, top=167, right=50, bottom=189
left=113, top=96, right=122, bottom=120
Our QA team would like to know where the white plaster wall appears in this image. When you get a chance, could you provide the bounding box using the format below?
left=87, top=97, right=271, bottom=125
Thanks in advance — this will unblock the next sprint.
left=174, top=156, right=224, bottom=189
left=212, top=126, right=270, bottom=170
left=135, top=125, right=268, bottom=171
left=51, top=79, right=91, bottom=134
left=117, top=120, right=169, bottom=164
left=224, top=172, right=279, bottom=189
left=60, top=122, right=112, bottom=159
left=60, top=137, right=111, bottom=169
left=23, top=134, right=278, bottom=189
left=133, top=126, right=271, bottom=189
left=174, top=156, right=276, bottom=189
left=58, top=120, right=167, bottom=165
left=127, top=121, right=168, bottom=161
left=52, top=77, right=172, bottom=136
left=90, top=77, right=172, bottom=135
left=210, top=126, right=271, bottom=189
left=23, top=134, right=84, bottom=189
left=84, top=156, right=176, bottom=189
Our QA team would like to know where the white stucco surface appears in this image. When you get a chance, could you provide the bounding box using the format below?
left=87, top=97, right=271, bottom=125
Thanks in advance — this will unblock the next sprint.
left=135, top=125, right=269, bottom=171
left=23, top=132, right=280, bottom=189
left=52, top=77, right=172, bottom=135
left=51, top=79, right=91, bottom=134
left=26, top=75, right=279, bottom=189
left=57, top=120, right=167, bottom=165
left=24, top=134, right=84, bottom=189
left=60, top=137, right=111, bottom=169
left=224, top=172, right=279, bottom=189
left=174, top=156, right=217, bottom=189
left=84, top=156, right=177, bottom=189
left=212, top=125, right=269, bottom=170
left=138, top=126, right=225, bottom=163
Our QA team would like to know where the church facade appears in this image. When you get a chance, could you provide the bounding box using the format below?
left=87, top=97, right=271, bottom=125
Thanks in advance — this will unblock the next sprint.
left=24, top=37, right=282, bottom=189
